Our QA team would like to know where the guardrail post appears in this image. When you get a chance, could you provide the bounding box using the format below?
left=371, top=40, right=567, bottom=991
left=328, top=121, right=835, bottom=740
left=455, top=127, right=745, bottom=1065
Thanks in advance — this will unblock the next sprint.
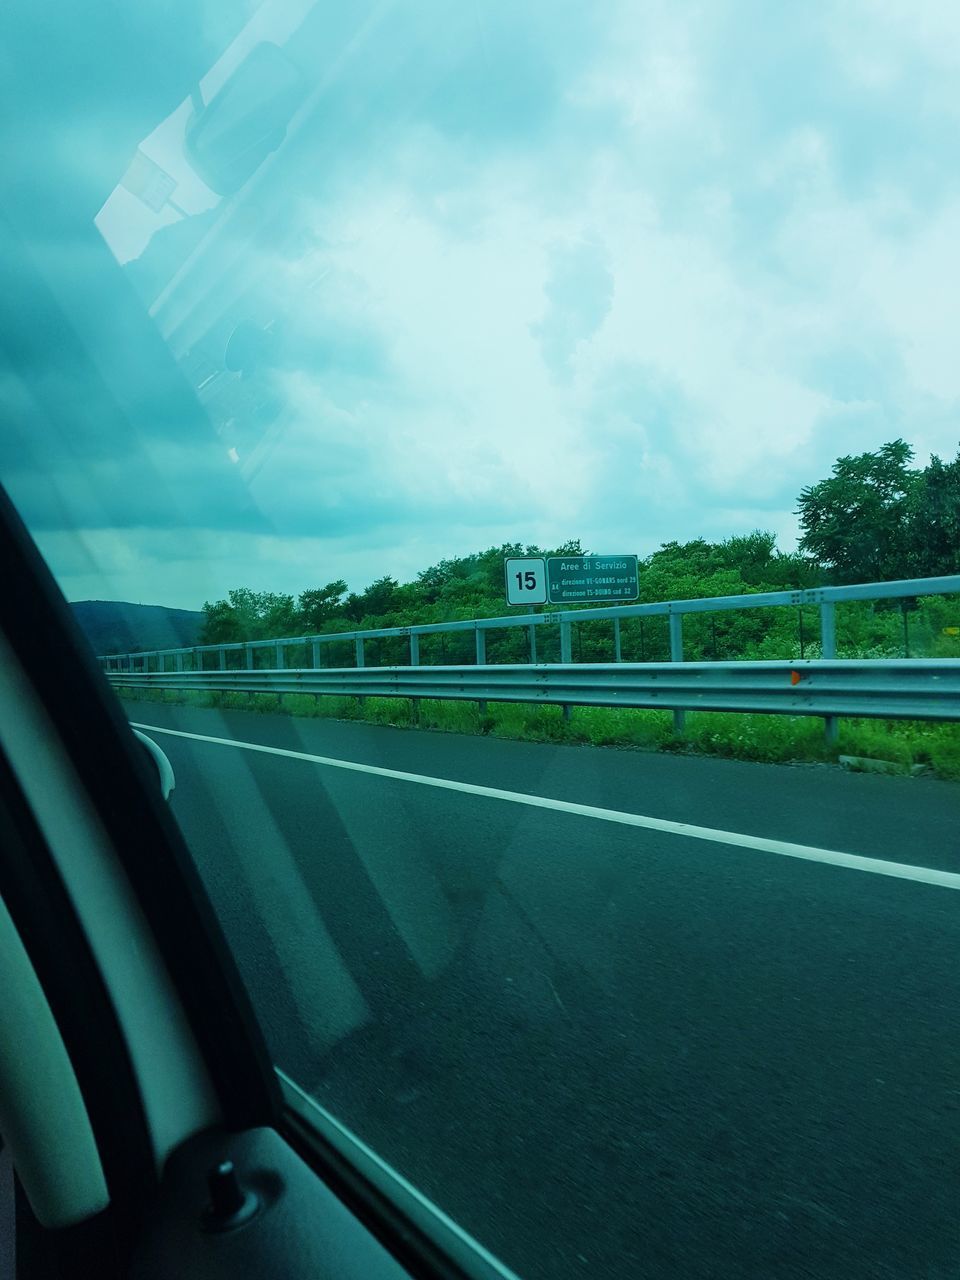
left=219, top=648, right=226, bottom=671
left=176, top=652, right=183, bottom=673
left=528, top=608, right=537, bottom=664
left=560, top=619, right=572, bottom=663
left=560, top=618, right=572, bottom=719
left=669, top=613, right=685, bottom=734
left=276, top=643, right=284, bottom=670
left=355, top=636, right=365, bottom=706
left=476, top=627, right=488, bottom=717
left=820, top=601, right=838, bottom=743
left=409, top=633, right=421, bottom=723
left=613, top=617, right=622, bottom=662
left=311, top=641, right=320, bottom=668
left=246, top=645, right=254, bottom=670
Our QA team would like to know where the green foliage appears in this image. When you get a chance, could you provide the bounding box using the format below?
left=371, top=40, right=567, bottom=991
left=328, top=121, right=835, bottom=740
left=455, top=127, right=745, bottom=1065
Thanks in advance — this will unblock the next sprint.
left=909, top=452, right=960, bottom=576
left=797, top=440, right=916, bottom=582
left=196, top=440, right=960, bottom=669
left=797, top=439, right=960, bottom=583
left=119, top=685, right=960, bottom=783
left=199, top=588, right=298, bottom=644
left=129, top=435, right=960, bottom=790
left=298, top=581, right=347, bottom=630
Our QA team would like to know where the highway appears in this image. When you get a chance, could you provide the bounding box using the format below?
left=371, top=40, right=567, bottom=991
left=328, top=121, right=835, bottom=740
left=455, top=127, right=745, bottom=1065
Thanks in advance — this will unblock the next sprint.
left=123, top=699, right=960, bottom=1280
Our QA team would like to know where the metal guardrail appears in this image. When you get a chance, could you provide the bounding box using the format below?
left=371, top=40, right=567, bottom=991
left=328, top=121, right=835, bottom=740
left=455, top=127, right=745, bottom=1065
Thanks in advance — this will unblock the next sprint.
left=99, top=573, right=960, bottom=740
left=107, top=659, right=960, bottom=723
left=99, top=574, right=960, bottom=670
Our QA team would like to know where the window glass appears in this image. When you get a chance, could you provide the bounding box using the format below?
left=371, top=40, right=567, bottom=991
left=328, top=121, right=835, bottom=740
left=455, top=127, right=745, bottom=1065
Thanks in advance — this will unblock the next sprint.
left=2, top=4, right=959, bottom=1278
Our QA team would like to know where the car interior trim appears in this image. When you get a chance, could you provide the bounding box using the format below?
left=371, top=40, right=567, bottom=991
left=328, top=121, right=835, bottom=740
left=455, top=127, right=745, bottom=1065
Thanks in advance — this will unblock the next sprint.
left=0, top=890, right=109, bottom=1227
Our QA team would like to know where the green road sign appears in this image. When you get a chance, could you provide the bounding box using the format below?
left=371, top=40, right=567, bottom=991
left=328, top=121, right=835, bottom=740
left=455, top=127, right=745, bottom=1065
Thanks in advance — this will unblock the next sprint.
left=546, top=555, right=639, bottom=604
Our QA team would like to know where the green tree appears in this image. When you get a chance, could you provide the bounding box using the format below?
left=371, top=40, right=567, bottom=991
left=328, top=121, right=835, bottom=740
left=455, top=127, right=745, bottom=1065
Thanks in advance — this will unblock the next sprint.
left=908, top=448, right=960, bottom=577
left=343, top=575, right=402, bottom=622
left=796, top=440, right=918, bottom=583
left=199, top=598, right=245, bottom=644
left=258, top=592, right=299, bottom=637
left=199, top=588, right=298, bottom=643
left=298, top=580, right=348, bottom=631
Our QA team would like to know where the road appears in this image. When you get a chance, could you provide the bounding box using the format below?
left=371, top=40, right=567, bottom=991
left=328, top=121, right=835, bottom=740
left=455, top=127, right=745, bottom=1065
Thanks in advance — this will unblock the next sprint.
left=124, top=699, right=960, bottom=1280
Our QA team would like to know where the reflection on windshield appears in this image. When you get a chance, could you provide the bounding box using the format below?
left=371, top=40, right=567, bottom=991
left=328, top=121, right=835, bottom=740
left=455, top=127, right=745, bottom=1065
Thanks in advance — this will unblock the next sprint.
left=2, top=3, right=959, bottom=1278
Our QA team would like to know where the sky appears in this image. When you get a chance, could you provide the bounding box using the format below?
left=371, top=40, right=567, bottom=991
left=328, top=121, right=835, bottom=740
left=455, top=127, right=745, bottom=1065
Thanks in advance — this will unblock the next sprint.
left=5, top=0, right=960, bottom=610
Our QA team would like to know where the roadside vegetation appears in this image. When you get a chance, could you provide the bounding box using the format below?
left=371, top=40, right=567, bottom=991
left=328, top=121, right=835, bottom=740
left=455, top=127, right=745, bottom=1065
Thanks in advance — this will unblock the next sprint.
left=190, top=441, right=960, bottom=665
left=118, top=440, right=960, bottom=779
left=120, top=686, right=960, bottom=781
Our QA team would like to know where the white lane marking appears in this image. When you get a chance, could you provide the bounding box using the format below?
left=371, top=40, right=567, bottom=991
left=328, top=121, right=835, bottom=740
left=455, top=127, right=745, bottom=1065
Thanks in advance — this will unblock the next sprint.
left=133, top=722, right=960, bottom=892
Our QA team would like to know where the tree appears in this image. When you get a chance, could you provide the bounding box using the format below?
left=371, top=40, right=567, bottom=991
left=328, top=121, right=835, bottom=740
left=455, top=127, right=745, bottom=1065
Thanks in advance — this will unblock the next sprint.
left=796, top=440, right=918, bottom=583
left=258, top=592, right=299, bottom=637
left=342, top=575, right=402, bottom=622
left=199, top=598, right=245, bottom=645
left=298, top=580, right=348, bottom=631
left=908, top=449, right=960, bottom=577
left=198, top=588, right=298, bottom=643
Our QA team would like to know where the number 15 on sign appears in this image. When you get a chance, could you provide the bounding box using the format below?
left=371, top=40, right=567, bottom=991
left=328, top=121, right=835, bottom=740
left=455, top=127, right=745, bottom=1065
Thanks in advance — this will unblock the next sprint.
left=505, top=557, right=547, bottom=605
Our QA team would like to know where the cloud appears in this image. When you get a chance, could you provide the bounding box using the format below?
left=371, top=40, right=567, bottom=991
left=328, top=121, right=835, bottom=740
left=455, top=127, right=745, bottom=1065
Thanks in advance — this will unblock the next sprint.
left=4, top=0, right=960, bottom=609
left=532, top=241, right=614, bottom=379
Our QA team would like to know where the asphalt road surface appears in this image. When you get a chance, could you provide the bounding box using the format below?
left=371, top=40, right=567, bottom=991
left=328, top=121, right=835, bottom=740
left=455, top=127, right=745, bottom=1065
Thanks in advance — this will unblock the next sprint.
left=124, top=699, right=960, bottom=1280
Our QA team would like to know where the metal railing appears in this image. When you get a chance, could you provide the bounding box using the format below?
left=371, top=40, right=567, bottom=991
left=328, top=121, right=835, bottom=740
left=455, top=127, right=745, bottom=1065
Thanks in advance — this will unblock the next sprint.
left=107, top=659, right=960, bottom=723
left=99, top=573, right=960, bottom=741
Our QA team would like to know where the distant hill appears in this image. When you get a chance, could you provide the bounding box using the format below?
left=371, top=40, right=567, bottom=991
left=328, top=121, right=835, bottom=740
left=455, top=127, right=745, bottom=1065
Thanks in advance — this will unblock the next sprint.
left=70, top=600, right=203, bottom=656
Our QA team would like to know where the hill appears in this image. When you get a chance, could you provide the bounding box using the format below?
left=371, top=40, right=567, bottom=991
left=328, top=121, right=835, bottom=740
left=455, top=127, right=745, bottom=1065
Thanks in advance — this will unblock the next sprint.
left=70, top=600, right=202, bottom=656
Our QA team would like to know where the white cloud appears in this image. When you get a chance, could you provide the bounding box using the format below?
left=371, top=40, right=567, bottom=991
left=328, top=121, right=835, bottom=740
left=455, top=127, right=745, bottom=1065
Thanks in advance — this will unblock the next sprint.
left=30, top=0, right=960, bottom=606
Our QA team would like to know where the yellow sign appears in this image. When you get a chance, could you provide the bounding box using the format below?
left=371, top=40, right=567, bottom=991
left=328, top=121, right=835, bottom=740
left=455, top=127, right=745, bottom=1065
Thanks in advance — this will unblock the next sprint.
left=943, top=627, right=960, bottom=636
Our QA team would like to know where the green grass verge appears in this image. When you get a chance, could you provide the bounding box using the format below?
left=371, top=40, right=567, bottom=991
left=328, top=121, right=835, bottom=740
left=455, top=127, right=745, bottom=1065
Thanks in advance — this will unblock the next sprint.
left=117, top=685, right=960, bottom=781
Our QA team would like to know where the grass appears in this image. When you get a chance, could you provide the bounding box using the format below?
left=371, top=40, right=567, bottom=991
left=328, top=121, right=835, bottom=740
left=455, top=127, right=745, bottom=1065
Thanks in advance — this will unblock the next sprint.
left=118, top=685, right=960, bottom=782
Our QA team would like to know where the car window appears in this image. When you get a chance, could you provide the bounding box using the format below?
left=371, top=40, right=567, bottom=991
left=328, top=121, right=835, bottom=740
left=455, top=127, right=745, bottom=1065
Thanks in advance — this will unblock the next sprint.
left=2, top=4, right=959, bottom=1278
